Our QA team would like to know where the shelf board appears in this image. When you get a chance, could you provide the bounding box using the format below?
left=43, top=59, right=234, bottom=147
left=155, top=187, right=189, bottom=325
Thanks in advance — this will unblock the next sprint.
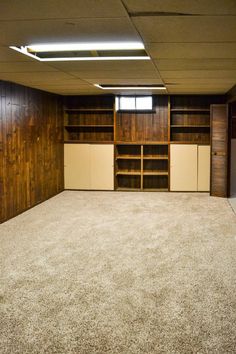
left=171, top=108, right=210, bottom=112
left=170, top=141, right=210, bottom=145
left=64, top=108, right=113, bottom=112
left=170, top=125, right=210, bottom=128
left=116, top=171, right=141, bottom=176
left=116, top=155, right=141, bottom=160
left=143, top=171, right=168, bottom=176
left=143, top=188, right=168, bottom=192
left=115, top=142, right=168, bottom=145
left=143, top=155, right=168, bottom=160
left=64, top=140, right=114, bottom=144
left=116, top=187, right=141, bottom=191
left=65, top=124, right=114, bottom=128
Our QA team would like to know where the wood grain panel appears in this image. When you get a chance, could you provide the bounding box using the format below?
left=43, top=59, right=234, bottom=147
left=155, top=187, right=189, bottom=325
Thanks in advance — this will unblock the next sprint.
left=210, top=104, right=228, bottom=197
left=115, top=96, right=168, bottom=143
left=0, top=80, right=64, bottom=223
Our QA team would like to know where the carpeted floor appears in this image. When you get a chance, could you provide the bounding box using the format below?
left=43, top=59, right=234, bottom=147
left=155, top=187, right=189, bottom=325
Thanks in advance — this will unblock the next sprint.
left=0, top=191, right=236, bottom=354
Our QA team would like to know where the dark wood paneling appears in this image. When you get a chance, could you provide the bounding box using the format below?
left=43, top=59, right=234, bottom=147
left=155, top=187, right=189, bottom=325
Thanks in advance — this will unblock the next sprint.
left=0, top=81, right=64, bottom=223
left=210, top=104, right=228, bottom=197
left=230, top=102, right=236, bottom=139
left=115, top=96, right=168, bottom=142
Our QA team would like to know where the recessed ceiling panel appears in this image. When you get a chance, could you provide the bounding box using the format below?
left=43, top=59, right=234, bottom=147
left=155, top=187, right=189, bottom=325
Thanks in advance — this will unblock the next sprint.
left=0, top=0, right=127, bottom=20
left=0, top=18, right=139, bottom=46
left=146, top=42, right=236, bottom=59
left=123, top=0, right=236, bottom=15
left=132, top=16, right=236, bottom=42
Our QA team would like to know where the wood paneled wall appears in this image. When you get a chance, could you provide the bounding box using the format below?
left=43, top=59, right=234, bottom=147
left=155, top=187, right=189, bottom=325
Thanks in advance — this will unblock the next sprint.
left=115, top=96, right=168, bottom=142
left=0, top=81, right=64, bottom=223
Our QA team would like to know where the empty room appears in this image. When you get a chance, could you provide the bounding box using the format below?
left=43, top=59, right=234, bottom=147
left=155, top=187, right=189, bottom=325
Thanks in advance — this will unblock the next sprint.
left=0, top=1, right=236, bottom=353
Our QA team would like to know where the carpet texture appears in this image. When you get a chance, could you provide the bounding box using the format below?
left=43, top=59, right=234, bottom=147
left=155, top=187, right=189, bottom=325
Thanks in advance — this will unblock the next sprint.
left=0, top=191, right=236, bottom=354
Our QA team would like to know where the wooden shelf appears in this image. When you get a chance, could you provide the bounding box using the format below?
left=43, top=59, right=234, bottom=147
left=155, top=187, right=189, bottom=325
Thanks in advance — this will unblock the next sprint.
left=116, top=171, right=141, bottom=176
left=171, top=108, right=210, bottom=112
left=143, top=188, right=168, bottom=192
left=64, top=140, right=114, bottom=144
left=171, top=125, right=210, bottom=128
left=116, top=187, right=141, bottom=191
left=143, top=155, right=168, bottom=160
left=143, top=171, right=168, bottom=176
left=170, top=141, right=210, bottom=144
left=116, top=155, right=141, bottom=160
left=64, top=108, right=113, bottom=112
left=115, top=141, right=168, bottom=145
left=65, top=125, right=114, bottom=128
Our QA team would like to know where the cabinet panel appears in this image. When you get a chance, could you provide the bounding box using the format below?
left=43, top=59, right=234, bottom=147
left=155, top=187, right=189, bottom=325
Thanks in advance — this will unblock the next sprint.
left=198, top=145, right=210, bottom=191
left=64, top=144, right=90, bottom=189
left=170, top=144, right=198, bottom=191
left=90, top=144, right=114, bottom=190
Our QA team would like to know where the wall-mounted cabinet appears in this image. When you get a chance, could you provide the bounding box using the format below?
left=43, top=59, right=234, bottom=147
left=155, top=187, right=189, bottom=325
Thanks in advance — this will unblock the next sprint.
left=115, top=143, right=169, bottom=191
left=64, top=144, right=114, bottom=190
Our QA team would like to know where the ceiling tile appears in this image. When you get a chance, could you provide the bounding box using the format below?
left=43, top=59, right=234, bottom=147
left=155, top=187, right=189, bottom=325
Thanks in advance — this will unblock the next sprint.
left=48, top=60, right=156, bottom=72
left=0, top=46, right=36, bottom=61
left=0, top=18, right=138, bottom=46
left=160, top=70, right=236, bottom=79
left=132, top=16, right=236, bottom=42
left=84, top=78, right=163, bottom=85
left=0, top=61, right=59, bottom=72
left=123, top=0, right=236, bottom=15
left=146, top=42, right=236, bottom=59
left=0, top=72, right=75, bottom=83
left=154, top=59, right=236, bottom=71
left=0, top=0, right=127, bottom=20
left=71, top=70, right=159, bottom=79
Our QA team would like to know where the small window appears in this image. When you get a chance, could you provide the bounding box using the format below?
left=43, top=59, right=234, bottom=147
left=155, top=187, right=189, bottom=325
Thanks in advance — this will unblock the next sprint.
left=116, top=96, right=153, bottom=111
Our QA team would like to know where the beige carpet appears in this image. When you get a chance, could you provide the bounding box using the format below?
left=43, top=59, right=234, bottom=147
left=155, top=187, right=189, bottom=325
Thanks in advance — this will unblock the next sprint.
left=0, top=191, right=236, bottom=354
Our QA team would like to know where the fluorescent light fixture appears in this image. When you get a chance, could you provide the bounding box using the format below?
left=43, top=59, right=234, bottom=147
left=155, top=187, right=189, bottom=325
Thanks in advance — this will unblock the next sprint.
left=94, top=84, right=166, bottom=90
left=10, top=42, right=149, bottom=61
left=27, top=42, right=145, bottom=52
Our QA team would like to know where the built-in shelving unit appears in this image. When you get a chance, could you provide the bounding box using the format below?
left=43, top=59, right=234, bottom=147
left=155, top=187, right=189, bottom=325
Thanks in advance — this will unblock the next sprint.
left=170, top=97, right=211, bottom=144
left=115, top=143, right=169, bottom=191
left=64, top=97, right=115, bottom=143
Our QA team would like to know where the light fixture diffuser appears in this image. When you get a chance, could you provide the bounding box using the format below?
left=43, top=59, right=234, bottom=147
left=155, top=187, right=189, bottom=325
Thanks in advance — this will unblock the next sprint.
left=10, top=42, right=149, bottom=61
left=94, top=84, right=166, bottom=90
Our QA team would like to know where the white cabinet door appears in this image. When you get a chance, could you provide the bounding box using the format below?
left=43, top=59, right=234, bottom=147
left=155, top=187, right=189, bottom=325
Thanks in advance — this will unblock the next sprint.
left=64, top=144, right=90, bottom=189
left=198, top=145, right=210, bottom=192
left=90, top=144, right=114, bottom=190
left=170, top=144, right=198, bottom=191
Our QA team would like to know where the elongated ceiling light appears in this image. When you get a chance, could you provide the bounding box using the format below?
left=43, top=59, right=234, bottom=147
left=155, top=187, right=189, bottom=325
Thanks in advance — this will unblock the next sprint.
left=9, top=42, right=150, bottom=61
left=94, top=84, right=166, bottom=90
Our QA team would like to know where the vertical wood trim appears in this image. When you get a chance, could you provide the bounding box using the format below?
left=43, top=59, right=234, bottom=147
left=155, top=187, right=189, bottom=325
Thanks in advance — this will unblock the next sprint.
left=168, top=95, right=171, bottom=142
left=210, top=104, right=228, bottom=197
left=141, top=144, right=143, bottom=190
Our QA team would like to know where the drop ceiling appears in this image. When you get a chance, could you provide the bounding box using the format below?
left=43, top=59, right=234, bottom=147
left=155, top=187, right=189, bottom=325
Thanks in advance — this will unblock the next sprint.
left=0, top=0, right=235, bottom=95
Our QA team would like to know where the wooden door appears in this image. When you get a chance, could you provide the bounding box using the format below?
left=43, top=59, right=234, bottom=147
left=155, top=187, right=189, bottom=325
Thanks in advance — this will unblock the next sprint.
left=198, top=145, right=210, bottom=192
left=170, top=144, right=198, bottom=191
left=210, top=105, right=228, bottom=197
left=64, top=144, right=90, bottom=189
left=90, top=144, right=114, bottom=190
